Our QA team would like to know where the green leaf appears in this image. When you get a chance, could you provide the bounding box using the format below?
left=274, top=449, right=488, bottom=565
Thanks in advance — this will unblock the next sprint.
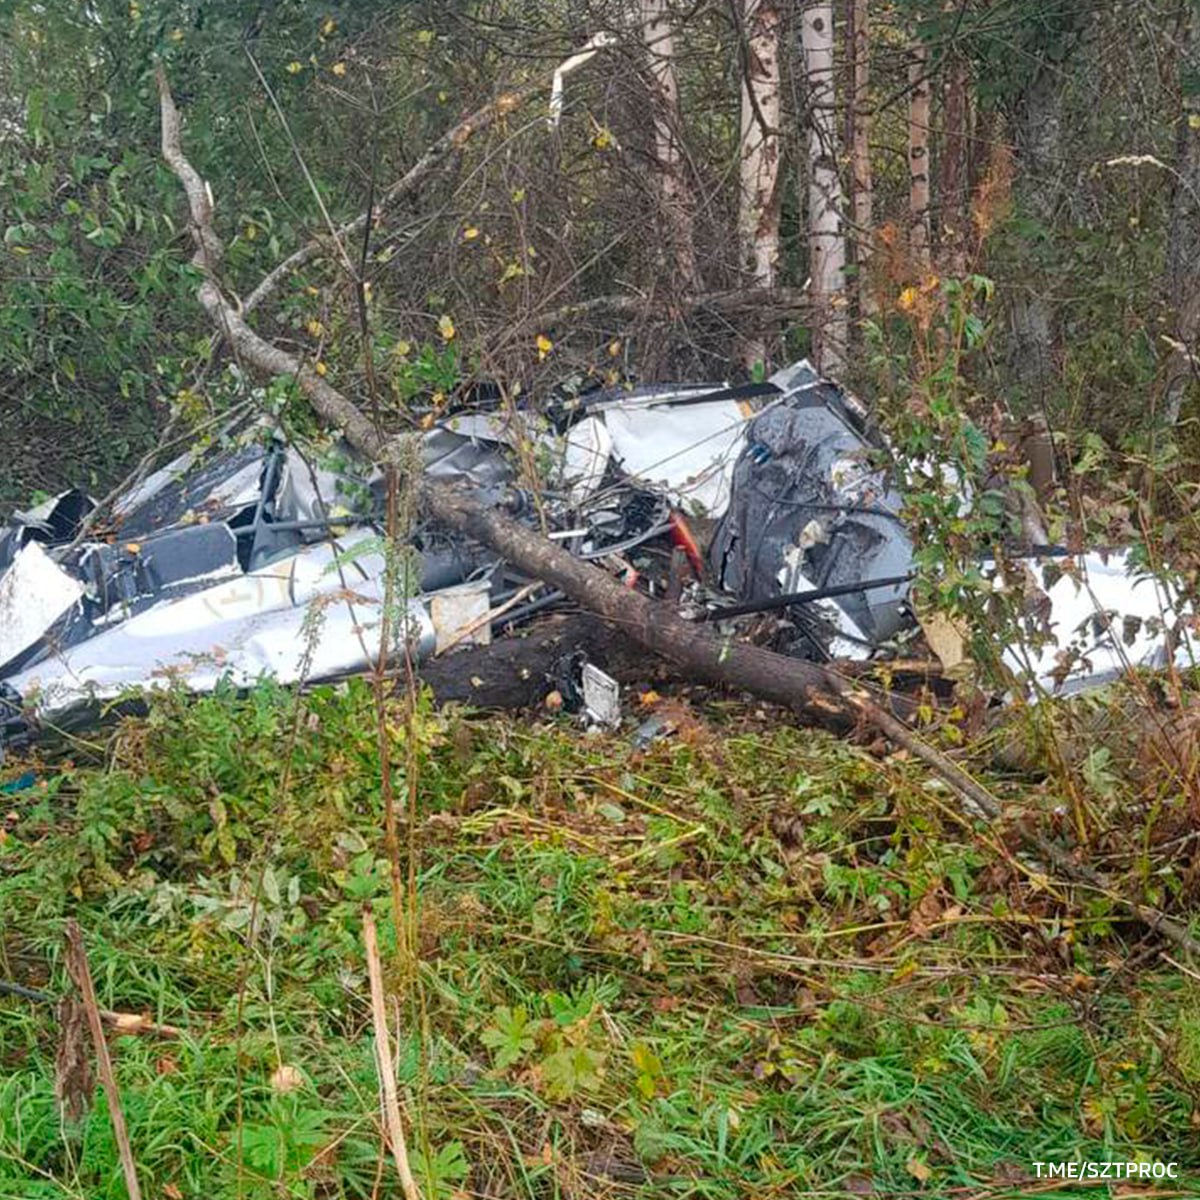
left=480, top=1005, right=536, bottom=1069
left=542, top=1041, right=605, bottom=1100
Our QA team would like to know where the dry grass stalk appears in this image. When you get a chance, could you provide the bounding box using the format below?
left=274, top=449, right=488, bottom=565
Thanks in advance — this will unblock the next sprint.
left=362, top=908, right=423, bottom=1200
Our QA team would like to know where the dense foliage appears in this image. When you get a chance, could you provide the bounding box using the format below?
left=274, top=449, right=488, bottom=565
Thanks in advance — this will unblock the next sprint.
left=2, top=0, right=1197, bottom=509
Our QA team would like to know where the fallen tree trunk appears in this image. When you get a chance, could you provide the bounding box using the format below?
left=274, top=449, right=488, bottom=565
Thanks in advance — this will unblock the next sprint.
left=157, top=69, right=1200, bottom=958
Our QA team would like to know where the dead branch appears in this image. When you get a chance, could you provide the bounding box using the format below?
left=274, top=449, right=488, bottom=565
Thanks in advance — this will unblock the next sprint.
left=157, top=68, right=1200, bottom=960
left=0, top=977, right=184, bottom=1037
left=362, top=908, right=422, bottom=1200
left=64, top=921, right=143, bottom=1200
left=522, top=285, right=811, bottom=332
left=242, top=84, right=542, bottom=313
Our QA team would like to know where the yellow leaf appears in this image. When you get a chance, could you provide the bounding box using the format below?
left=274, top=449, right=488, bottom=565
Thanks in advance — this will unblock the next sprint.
left=314, top=361, right=328, bottom=376
left=906, top=1157, right=932, bottom=1184
left=321, top=16, right=336, bottom=35
left=395, top=339, right=412, bottom=357
left=286, top=60, right=303, bottom=74
left=243, top=224, right=257, bottom=240
left=898, top=286, right=918, bottom=311
left=306, top=319, right=324, bottom=337
left=438, top=90, right=449, bottom=103
left=607, top=339, right=622, bottom=358
left=1190, top=113, right=1200, bottom=130
left=536, top=333, right=553, bottom=360
left=438, top=314, right=456, bottom=341
left=592, top=126, right=613, bottom=151
left=331, top=61, right=346, bottom=76
left=168, top=27, right=184, bottom=42
left=305, top=285, right=319, bottom=297
left=416, top=29, right=435, bottom=45
left=431, top=390, right=447, bottom=407
left=511, top=188, right=526, bottom=203
left=462, top=226, right=480, bottom=240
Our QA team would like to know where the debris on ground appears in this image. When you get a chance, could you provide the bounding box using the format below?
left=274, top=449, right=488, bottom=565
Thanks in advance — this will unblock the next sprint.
left=0, top=360, right=1191, bottom=752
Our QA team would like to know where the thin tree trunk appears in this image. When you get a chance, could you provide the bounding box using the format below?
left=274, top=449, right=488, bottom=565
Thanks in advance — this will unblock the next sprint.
left=736, top=0, right=784, bottom=367
left=802, top=0, right=848, bottom=375
left=1009, top=63, right=1066, bottom=402
left=641, top=0, right=700, bottom=292
left=64, top=923, right=143, bottom=1200
left=938, top=52, right=968, bottom=275
left=1164, top=1, right=1200, bottom=425
left=849, top=0, right=874, bottom=316
left=908, top=41, right=931, bottom=272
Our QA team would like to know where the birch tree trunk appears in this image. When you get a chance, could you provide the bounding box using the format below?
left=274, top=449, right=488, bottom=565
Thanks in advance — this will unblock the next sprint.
left=908, top=41, right=931, bottom=272
left=736, top=0, right=784, bottom=368
left=802, top=0, right=847, bottom=375
left=848, top=0, right=874, bottom=317
left=641, top=0, right=700, bottom=292
left=1164, top=0, right=1200, bottom=425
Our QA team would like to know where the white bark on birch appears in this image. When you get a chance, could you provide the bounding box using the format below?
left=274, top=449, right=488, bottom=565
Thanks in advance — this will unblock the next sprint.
left=849, top=0, right=874, bottom=315
left=641, top=0, right=699, bottom=291
left=908, top=41, right=931, bottom=271
left=802, top=1, right=847, bottom=375
left=737, top=0, right=784, bottom=366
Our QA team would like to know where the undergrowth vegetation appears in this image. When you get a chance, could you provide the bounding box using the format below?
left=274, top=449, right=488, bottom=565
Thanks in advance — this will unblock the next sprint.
left=2, top=681, right=1198, bottom=1198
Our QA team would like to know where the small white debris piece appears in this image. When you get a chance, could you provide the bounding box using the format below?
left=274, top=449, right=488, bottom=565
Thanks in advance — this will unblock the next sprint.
left=430, top=579, right=493, bottom=654
left=581, top=662, right=621, bottom=728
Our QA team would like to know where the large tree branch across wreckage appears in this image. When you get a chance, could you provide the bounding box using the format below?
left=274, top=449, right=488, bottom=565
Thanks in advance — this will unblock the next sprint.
left=156, top=68, right=1200, bottom=958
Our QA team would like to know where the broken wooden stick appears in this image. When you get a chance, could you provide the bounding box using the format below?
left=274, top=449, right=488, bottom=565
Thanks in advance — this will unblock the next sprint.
left=157, top=68, right=1200, bottom=959
left=1, top=977, right=183, bottom=1037
left=362, top=908, right=422, bottom=1200
left=64, top=920, right=143, bottom=1200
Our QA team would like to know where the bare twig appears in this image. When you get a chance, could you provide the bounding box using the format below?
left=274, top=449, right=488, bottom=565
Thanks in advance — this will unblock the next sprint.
left=362, top=908, right=422, bottom=1200
left=63, top=921, right=143, bottom=1200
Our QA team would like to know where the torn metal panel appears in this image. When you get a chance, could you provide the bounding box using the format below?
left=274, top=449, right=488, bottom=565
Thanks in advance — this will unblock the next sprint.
left=592, top=385, right=760, bottom=518
left=997, top=550, right=1195, bottom=694
left=709, top=363, right=913, bottom=658
left=3, top=532, right=434, bottom=718
left=0, top=489, right=95, bottom=572
left=0, top=542, right=85, bottom=672
left=115, top=442, right=268, bottom=538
